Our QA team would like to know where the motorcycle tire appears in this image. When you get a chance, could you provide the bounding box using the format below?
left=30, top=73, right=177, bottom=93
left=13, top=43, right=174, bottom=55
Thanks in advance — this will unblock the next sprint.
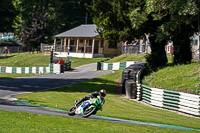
left=82, top=106, right=96, bottom=118
left=68, top=106, right=76, bottom=116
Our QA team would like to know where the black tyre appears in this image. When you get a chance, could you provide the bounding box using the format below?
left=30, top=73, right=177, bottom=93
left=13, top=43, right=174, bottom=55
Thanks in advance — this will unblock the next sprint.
left=68, top=106, right=76, bottom=116
left=82, top=106, right=96, bottom=118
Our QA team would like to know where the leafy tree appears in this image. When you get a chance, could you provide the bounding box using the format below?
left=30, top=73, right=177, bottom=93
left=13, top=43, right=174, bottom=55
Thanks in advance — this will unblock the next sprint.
left=0, top=0, right=17, bottom=32
left=142, top=0, right=200, bottom=64
left=14, top=0, right=92, bottom=45
left=18, top=8, right=46, bottom=51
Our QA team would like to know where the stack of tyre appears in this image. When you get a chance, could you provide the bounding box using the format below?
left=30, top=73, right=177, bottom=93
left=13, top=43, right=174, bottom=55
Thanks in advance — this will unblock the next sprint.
left=121, top=62, right=145, bottom=99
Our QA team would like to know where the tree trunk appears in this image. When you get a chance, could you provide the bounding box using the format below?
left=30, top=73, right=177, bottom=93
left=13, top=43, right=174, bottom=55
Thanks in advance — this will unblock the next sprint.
left=172, top=34, right=192, bottom=64
left=146, top=36, right=167, bottom=70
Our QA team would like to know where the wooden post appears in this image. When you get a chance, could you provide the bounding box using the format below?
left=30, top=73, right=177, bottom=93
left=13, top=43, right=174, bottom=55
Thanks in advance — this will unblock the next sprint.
left=54, top=38, right=57, bottom=51
left=76, top=38, right=79, bottom=53
left=68, top=38, right=70, bottom=54
left=92, top=38, right=95, bottom=55
left=61, top=38, right=63, bottom=52
left=64, top=38, right=66, bottom=52
left=84, top=39, right=86, bottom=53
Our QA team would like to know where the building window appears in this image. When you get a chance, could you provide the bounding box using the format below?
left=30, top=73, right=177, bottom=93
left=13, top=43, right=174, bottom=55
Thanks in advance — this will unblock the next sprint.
left=108, top=41, right=117, bottom=48
left=80, top=40, right=84, bottom=43
left=101, top=40, right=104, bottom=48
left=70, top=40, right=74, bottom=46
left=89, top=40, right=92, bottom=46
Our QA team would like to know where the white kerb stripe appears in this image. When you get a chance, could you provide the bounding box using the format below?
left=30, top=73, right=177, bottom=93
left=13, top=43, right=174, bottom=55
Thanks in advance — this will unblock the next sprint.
left=39, top=67, right=43, bottom=74
left=112, top=62, right=120, bottom=70
left=126, top=61, right=135, bottom=68
left=6, top=67, right=12, bottom=73
left=25, top=67, right=29, bottom=74
left=16, top=67, right=21, bottom=73
left=32, top=67, right=36, bottom=74
left=103, top=63, right=108, bottom=70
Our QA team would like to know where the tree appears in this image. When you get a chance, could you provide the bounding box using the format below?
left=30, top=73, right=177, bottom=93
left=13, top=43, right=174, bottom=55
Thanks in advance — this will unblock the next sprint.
left=0, top=0, right=17, bottom=32
left=142, top=0, right=200, bottom=64
left=14, top=0, right=92, bottom=44
left=18, top=8, right=46, bottom=52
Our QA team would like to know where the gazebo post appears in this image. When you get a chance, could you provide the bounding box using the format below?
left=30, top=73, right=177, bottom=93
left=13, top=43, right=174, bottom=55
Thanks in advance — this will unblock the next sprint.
left=92, top=38, right=95, bottom=55
left=54, top=38, right=57, bottom=50
left=68, top=38, right=70, bottom=53
left=61, top=38, right=63, bottom=52
left=76, top=38, right=79, bottom=53
left=84, top=39, right=87, bottom=55
left=64, top=38, right=66, bottom=52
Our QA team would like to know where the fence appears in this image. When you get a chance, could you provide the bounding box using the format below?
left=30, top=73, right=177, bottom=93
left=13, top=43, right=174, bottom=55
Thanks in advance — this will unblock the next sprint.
left=136, top=70, right=200, bottom=116
left=98, top=61, right=145, bottom=70
left=0, top=62, right=71, bottom=74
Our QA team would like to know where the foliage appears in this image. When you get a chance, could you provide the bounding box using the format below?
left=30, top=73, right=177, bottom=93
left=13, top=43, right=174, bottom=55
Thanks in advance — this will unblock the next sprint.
left=0, top=0, right=17, bottom=32
left=14, top=0, right=92, bottom=45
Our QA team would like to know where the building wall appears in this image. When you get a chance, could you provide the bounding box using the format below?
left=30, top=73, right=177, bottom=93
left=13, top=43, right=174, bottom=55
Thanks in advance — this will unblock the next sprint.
left=103, top=40, right=122, bottom=57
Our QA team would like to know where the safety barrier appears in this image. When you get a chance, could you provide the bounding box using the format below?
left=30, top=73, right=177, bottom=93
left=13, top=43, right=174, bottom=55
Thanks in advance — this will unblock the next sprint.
left=0, top=61, right=71, bottom=74
left=99, top=61, right=145, bottom=70
left=136, top=70, right=200, bottom=116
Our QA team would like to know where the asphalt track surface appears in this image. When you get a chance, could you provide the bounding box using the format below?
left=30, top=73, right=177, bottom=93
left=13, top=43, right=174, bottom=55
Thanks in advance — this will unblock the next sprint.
left=0, top=63, right=200, bottom=131
left=0, top=63, right=112, bottom=99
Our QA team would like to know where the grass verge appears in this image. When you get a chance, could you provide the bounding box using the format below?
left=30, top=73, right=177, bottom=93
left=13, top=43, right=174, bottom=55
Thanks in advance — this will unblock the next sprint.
left=0, top=110, right=190, bottom=133
left=16, top=70, right=200, bottom=130
left=105, top=54, right=146, bottom=63
left=142, top=63, right=200, bottom=94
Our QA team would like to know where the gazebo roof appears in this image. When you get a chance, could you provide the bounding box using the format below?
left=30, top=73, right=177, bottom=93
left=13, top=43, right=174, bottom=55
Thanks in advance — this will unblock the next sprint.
left=55, top=24, right=99, bottom=38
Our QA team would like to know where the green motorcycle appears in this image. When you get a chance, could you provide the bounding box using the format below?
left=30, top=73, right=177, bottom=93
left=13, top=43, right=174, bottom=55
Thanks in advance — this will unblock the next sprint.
left=68, top=95, right=104, bottom=118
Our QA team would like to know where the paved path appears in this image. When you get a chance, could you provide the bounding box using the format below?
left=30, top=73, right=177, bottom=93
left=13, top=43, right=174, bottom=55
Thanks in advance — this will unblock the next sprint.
left=0, top=63, right=112, bottom=99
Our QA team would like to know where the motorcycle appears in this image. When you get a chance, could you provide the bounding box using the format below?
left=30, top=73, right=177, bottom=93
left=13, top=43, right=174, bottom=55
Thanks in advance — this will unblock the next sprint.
left=68, top=95, right=104, bottom=118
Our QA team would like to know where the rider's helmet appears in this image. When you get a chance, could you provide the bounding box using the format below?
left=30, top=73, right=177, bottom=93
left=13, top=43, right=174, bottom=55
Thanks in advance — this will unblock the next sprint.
left=99, top=89, right=106, bottom=97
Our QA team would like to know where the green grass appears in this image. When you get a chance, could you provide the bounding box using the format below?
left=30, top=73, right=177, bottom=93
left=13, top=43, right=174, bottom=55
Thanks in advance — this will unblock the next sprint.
left=105, top=54, right=146, bottom=63
left=0, top=73, right=37, bottom=78
left=0, top=110, right=189, bottom=133
left=16, top=70, right=200, bottom=130
left=142, top=63, right=200, bottom=94
left=0, top=53, right=50, bottom=67
left=0, top=53, right=108, bottom=78
left=0, top=53, right=108, bottom=68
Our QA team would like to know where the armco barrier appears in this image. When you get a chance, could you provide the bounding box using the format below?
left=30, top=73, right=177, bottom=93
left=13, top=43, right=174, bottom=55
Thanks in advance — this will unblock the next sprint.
left=99, top=61, right=145, bottom=70
left=0, top=61, right=71, bottom=74
left=136, top=70, right=200, bottom=116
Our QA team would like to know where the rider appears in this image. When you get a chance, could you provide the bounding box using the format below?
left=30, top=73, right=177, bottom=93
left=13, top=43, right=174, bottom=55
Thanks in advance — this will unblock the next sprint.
left=75, top=89, right=106, bottom=107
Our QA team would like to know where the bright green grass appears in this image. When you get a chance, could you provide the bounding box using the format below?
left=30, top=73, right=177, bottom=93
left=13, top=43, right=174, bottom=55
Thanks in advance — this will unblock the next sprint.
left=0, top=53, right=50, bottom=67
left=16, top=70, right=200, bottom=130
left=0, top=53, right=108, bottom=78
left=142, top=63, right=200, bottom=94
left=0, top=53, right=108, bottom=68
left=0, top=73, right=37, bottom=78
left=0, top=110, right=189, bottom=133
left=105, top=54, right=146, bottom=63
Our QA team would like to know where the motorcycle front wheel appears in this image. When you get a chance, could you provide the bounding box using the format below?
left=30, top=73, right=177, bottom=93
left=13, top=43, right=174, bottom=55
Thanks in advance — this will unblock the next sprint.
left=83, top=106, right=96, bottom=118
left=68, top=106, right=76, bottom=116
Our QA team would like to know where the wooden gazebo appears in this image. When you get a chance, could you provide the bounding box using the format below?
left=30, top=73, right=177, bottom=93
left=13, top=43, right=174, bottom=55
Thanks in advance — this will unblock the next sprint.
left=54, top=24, right=122, bottom=58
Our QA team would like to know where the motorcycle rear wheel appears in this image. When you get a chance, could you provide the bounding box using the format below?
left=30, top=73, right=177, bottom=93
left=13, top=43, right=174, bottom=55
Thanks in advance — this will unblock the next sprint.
left=68, top=106, right=76, bottom=116
left=83, top=106, right=96, bottom=118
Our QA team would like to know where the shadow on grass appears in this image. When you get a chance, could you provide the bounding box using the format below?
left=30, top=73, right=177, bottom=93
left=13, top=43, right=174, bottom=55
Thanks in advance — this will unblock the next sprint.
left=0, top=55, right=15, bottom=59
left=0, top=75, right=118, bottom=97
